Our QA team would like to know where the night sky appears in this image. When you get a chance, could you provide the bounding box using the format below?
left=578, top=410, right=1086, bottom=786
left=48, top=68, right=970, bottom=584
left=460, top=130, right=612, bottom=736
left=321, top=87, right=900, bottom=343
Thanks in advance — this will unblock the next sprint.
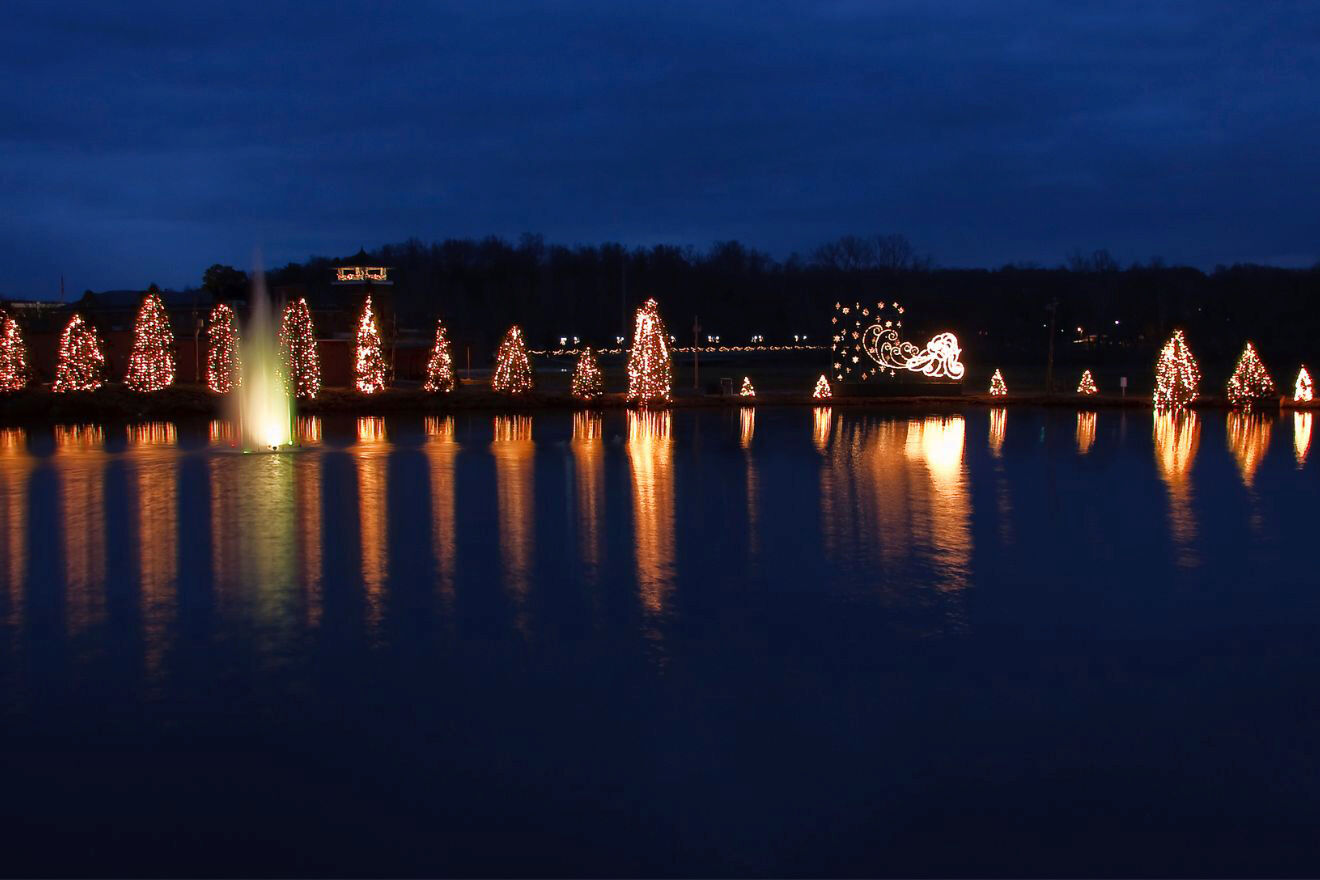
left=4, top=1, right=1318, bottom=295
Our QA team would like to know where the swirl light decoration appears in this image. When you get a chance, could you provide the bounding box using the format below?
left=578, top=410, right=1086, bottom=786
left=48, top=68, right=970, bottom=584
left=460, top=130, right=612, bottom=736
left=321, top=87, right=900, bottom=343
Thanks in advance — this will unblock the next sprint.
left=206, top=304, right=240, bottom=393
left=492, top=325, right=533, bottom=394
left=740, top=377, right=756, bottom=397
left=54, top=314, right=106, bottom=392
left=125, top=292, right=176, bottom=392
left=1225, top=341, right=1275, bottom=408
left=1077, top=370, right=1098, bottom=395
left=813, top=374, right=831, bottom=399
left=831, top=300, right=964, bottom=383
left=989, top=370, right=1007, bottom=396
left=278, top=299, right=321, bottom=399
left=354, top=296, right=386, bottom=394
left=1296, top=366, right=1313, bottom=403
left=571, top=347, right=603, bottom=400
left=0, top=310, right=28, bottom=392
left=423, top=319, right=456, bottom=393
left=1153, top=330, right=1200, bottom=410
left=627, top=299, right=672, bottom=404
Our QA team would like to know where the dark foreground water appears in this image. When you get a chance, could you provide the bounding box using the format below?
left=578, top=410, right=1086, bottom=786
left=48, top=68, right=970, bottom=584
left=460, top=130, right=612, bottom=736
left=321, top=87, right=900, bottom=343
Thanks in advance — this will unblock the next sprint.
left=0, top=406, right=1316, bottom=876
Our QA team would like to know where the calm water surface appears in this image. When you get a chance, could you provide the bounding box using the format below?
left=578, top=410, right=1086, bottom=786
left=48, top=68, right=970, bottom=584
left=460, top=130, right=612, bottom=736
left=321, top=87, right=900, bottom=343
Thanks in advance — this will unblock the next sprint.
left=0, top=407, right=1316, bottom=875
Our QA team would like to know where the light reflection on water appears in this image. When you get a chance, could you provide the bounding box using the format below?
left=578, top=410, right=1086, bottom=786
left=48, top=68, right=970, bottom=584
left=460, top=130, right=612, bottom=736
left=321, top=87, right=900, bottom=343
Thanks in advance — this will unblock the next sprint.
left=571, top=411, right=604, bottom=579
left=628, top=410, right=675, bottom=618
left=493, top=415, right=534, bottom=626
left=0, top=428, right=29, bottom=635
left=1297, top=411, right=1313, bottom=465
left=56, top=424, right=108, bottom=638
left=126, top=422, right=178, bottom=679
left=1227, top=410, right=1272, bottom=487
left=425, top=415, right=459, bottom=601
left=1154, top=411, right=1200, bottom=569
left=355, top=417, right=389, bottom=639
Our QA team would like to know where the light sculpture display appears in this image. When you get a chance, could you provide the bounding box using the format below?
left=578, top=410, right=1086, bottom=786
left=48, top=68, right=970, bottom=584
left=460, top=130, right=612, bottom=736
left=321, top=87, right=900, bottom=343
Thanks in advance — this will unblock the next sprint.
left=0, top=310, right=27, bottom=392
left=1225, top=341, right=1275, bottom=408
left=813, top=374, right=831, bottom=399
left=423, top=319, right=456, bottom=393
left=627, top=298, right=672, bottom=404
left=1077, top=370, right=1098, bottom=395
left=830, top=300, right=964, bottom=384
left=1153, top=330, right=1200, bottom=410
left=125, top=292, right=175, bottom=392
left=53, top=314, right=106, bottom=392
left=492, top=325, right=533, bottom=394
left=571, top=347, right=603, bottom=400
left=206, top=303, right=240, bottom=393
left=279, top=298, right=321, bottom=399
left=989, top=370, right=1007, bottom=396
left=354, top=296, right=386, bottom=394
left=740, top=377, right=756, bottom=397
left=1296, top=366, right=1314, bottom=403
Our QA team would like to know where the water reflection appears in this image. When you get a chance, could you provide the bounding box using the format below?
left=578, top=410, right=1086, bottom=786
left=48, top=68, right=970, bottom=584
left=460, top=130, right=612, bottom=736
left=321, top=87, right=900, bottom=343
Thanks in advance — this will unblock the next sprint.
left=812, top=407, right=832, bottom=452
left=297, top=415, right=323, bottom=446
left=628, top=410, right=675, bottom=616
left=424, top=416, right=459, bottom=599
left=1296, top=412, right=1312, bottom=466
left=571, top=412, right=604, bottom=579
left=1226, top=412, right=1271, bottom=487
left=209, top=419, right=238, bottom=447
left=1076, top=411, right=1096, bottom=455
left=126, top=423, right=178, bottom=678
left=492, top=416, right=534, bottom=623
left=1153, top=411, right=1200, bottom=569
left=355, top=417, right=389, bottom=637
left=989, top=407, right=1006, bottom=457
left=0, top=429, right=29, bottom=634
left=740, top=408, right=758, bottom=558
left=55, top=425, right=108, bottom=637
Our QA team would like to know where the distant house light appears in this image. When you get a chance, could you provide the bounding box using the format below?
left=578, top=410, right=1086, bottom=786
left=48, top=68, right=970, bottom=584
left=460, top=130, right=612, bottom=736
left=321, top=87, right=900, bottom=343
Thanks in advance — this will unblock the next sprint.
left=334, top=266, right=391, bottom=284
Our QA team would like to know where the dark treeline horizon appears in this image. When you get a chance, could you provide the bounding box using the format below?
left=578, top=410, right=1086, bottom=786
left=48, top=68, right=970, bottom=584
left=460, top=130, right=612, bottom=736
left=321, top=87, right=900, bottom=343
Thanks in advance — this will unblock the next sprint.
left=189, top=232, right=1318, bottom=377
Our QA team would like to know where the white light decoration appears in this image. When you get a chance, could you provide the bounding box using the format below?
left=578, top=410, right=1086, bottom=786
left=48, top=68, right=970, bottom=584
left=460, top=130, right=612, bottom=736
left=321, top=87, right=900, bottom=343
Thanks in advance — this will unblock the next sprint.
left=1295, top=366, right=1313, bottom=403
left=831, top=300, right=964, bottom=383
left=740, top=377, right=756, bottom=397
left=813, top=374, right=831, bottom=399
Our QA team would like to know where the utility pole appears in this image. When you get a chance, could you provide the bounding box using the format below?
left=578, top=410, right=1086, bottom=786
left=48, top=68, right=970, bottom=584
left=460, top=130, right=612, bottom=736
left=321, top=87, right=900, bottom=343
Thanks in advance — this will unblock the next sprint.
left=693, top=315, right=701, bottom=390
left=1045, top=298, right=1059, bottom=394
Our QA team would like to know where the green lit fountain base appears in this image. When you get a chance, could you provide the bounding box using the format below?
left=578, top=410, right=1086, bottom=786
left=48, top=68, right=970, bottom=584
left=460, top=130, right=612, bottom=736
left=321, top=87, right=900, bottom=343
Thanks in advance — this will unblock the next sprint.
left=836, top=380, right=964, bottom=398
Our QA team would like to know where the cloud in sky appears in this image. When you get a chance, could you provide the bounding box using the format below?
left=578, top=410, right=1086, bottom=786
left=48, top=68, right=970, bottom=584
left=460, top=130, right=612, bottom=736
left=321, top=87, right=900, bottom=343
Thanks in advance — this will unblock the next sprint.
left=2, top=0, right=1317, bottom=294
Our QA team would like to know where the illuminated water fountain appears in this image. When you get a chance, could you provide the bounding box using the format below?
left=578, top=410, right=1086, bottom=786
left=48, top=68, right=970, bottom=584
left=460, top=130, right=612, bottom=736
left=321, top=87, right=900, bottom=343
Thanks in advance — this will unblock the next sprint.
left=235, top=275, right=294, bottom=451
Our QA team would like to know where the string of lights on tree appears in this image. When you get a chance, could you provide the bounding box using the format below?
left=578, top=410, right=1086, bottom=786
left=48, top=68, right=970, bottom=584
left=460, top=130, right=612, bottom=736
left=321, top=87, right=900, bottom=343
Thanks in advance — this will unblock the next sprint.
left=492, top=325, right=533, bottom=394
left=571, top=346, right=603, bottom=400
left=813, top=374, right=831, bottom=399
left=125, top=292, right=175, bottom=392
left=740, top=377, right=756, bottom=397
left=279, top=298, right=321, bottom=399
left=1226, top=341, right=1276, bottom=408
left=0, top=310, right=27, bottom=392
left=627, top=298, right=672, bottom=405
left=423, top=319, right=456, bottom=393
left=1297, top=366, right=1314, bottom=403
left=206, top=303, right=240, bottom=394
left=1153, top=330, right=1200, bottom=410
left=53, top=314, right=106, bottom=393
left=989, top=369, right=1007, bottom=396
left=354, top=296, right=386, bottom=395
left=1077, top=369, right=1098, bottom=395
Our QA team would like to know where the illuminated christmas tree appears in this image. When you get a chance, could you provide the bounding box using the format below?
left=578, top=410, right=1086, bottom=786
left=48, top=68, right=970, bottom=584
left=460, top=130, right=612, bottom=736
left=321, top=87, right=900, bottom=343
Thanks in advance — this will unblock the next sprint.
left=1153, top=330, right=1200, bottom=410
left=989, top=369, right=1007, bottom=396
left=0, top=310, right=28, bottom=392
left=1077, top=369, right=1098, bottom=395
left=1226, top=341, right=1275, bottom=408
left=626, top=298, right=672, bottom=404
left=571, top=346, right=603, bottom=400
left=353, top=296, right=386, bottom=394
left=53, top=314, right=106, bottom=392
left=740, top=376, right=756, bottom=397
left=206, top=303, right=240, bottom=393
left=423, top=318, right=456, bottom=393
left=492, top=325, right=533, bottom=394
left=1296, top=365, right=1314, bottom=403
left=279, top=298, right=321, bottom=399
left=125, top=291, right=176, bottom=392
left=813, top=374, right=831, bottom=399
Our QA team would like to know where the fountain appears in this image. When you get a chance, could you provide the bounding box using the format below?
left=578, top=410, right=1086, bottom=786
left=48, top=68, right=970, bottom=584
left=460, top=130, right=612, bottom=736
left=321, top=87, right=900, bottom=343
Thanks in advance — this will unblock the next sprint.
left=235, top=273, right=294, bottom=451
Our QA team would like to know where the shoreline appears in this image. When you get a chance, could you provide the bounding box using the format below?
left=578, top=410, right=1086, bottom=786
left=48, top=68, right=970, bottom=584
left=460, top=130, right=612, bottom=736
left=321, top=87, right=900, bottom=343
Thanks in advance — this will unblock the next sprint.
left=1, top=382, right=1315, bottom=423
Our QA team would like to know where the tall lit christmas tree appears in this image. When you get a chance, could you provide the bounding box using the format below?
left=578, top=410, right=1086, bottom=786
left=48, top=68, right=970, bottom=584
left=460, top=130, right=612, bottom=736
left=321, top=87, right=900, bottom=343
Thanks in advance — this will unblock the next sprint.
left=989, top=369, right=1007, bottom=396
left=1077, top=369, right=1098, bottom=395
left=1296, top=366, right=1313, bottom=403
left=813, top=374, right=831, bottom=399
left=571, top=346, right=603, bottom=400
left=1153, top=330, right=1200, bottom=410
left=1226, top=341, right=1276, bottom=407
left=492, top=325, right=533, bottom=394
left=740, top=376, right=756, bottom=397
left=279, top=298, right=321, bottom=399
left=125, top=291, right=176, bottom=392
left=354, top=296, right=386, bottom=394
left=626, top=298, right=671, bottom=404
left=423, top=318, right=456, bottom=393
left=0, top=310, right=27, bottom=392
left=206, top=303, right=240, bottom=393
left=53, top=314, right=106, bottom=392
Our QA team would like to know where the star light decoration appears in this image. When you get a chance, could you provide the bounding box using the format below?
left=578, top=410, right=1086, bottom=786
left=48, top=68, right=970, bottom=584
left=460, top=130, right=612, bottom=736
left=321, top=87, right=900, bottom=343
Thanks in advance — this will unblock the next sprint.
left=1226, top=341, right=1276, bottom=408
left=740, top=377, right=756, bottom=397
left=53, top=314, right=106, bottom=392
left=989, top=369, right=1007, bottom=396
left=830, top=299, right=965, bottom=384
left=206, top=303, right=241, bottom=393
left=0, top=310, right=28, bottom=392
left=1296, top=366, right=1314, bottom=403
left=1153, top=329, right=1200, bottom=410
left=627, top=299, right=672, bottom=404
left=353, top=296, right=387, bottom=394
left=812, top=374, right=831, bottom=399
left=492, top=325, right=533, bottom=394
left=1077, top=369, right=1098, bottom=395
left=279, top=298, right=321, bottom=399
left=125, top=292, right=176, bottom=392
left=570, top=346, right=603, bottom=400
left=423, top=318, right=456, bottom=392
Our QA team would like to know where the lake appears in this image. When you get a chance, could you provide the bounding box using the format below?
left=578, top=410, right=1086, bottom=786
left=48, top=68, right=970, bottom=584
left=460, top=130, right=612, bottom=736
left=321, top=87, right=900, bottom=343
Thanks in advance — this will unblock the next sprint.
left=0, top=406, right=1316, bottom=875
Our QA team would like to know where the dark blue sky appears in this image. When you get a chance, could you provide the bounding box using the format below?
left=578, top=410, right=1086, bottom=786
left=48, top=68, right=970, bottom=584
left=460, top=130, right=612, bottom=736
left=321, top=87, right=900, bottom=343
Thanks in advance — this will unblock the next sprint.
left=4, top=1, right=1318, bottom=295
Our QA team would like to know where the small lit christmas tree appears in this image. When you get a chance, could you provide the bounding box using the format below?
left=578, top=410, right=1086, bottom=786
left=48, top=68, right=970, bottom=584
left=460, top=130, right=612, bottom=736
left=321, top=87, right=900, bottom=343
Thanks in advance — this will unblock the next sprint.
left=1226, top=341, right=1276, bottom=408
left=813, top=374, right=831, bottom=399
left=627, top=298, right=672, bottom=404
left=53, top=314, right=106, bottom=392
left=354, top=296, right=386, bottom=394
left=1296, top=366, right=1314, bottom=403
left=1077, top=369, right=1098, bottom=395
left=0, top=310, right=28, bottom=392
left=740, top=376, right=756, bottom=397
left=423, top=318, right=456, bottom=393
left=492, top=325, right=533, bottom=394
left=279, top=298, right=321, bottom=399
left=1154, top=329, right=1200, bottom=410
left=125, top=290, right=176, bottom=392
left=989, top=369, right=1007, bottom=396
left=571, top=346, right=603, bottom=400
left=206, top=303, right=240, bottom=393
